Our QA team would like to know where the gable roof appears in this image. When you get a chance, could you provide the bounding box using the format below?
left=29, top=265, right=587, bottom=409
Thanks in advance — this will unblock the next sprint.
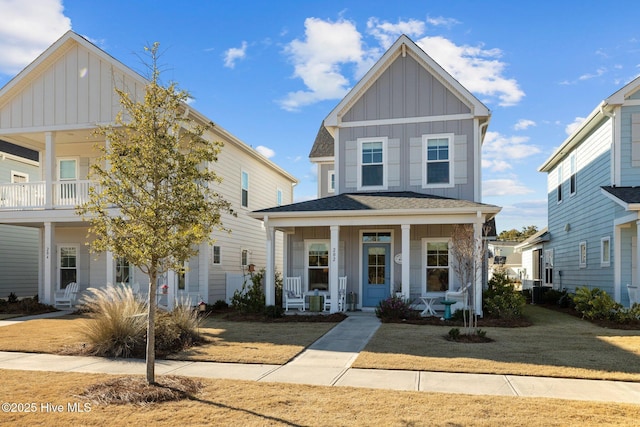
left=324, top=35, right=490, bottom=129
left=601, top=186, right=640, bottom=210
left=310, top=34, right=490, bottom=159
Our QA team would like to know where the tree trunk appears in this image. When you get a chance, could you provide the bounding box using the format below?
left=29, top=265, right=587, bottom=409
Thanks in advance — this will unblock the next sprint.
left=146, top=270, right=157, bottom=384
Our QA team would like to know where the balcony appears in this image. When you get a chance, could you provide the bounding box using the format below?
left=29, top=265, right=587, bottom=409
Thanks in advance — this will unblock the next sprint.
left=0, top=180, right=93, bottom=210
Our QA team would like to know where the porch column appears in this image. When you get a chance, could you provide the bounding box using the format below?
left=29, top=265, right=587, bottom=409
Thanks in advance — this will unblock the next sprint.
left=264, top=217, right=276, bottom=306
left=43, top=222, right=55, bottom=305
left=473, top=213, right=483, bottom=316
left=44, top=132, right=55, bottom=209
left=613, top=223, right=622, bottom=302
left=329, top=225, right=340, bottom=313
left=401, top=224, right=410, bottom=298
left=106, top=251, right=114, bottom=285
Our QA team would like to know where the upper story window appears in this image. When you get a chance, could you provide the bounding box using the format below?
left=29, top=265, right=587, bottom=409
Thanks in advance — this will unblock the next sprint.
left=423, top=134, right=454, bottom=188
left=569, top=153, right=577, bottom=196
left=557, top=165, right=563, bottom=203
left=276, top=188, right=283, bottom=206
left=241, top=171, right=249, bottom=208
left=358, top=137, right=387, bottom=190
left=212, top=245, right=221, bottom=265
left=328, top=170, right=335, bottom=193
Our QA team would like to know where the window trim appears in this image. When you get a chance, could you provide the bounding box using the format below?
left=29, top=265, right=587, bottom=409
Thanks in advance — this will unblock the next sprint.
left=241, top=248, right=249, bottom=267
left=58, top=244, right=79, bottom=290
left=58, top=157, right=79, bottom=180
left=276, top=188, right=283, bottom=206
left=422, top=133, right=455, bottom=188
left=422, top=237, right=452, bottom=293
left=10, top=170, right=28, bottom=183
left=579, top=241, right=587, bottom=268
left=569, top=152, right=577, bottom=196
left=116, top=257, right=133, bottom=284
left=328, top=170, right=335, bottom=193
left=212, top=245, right=221, bottom=265
left=557, top=165, right=563, bottom=204
left=305, top=239, right=330, bottom=292
left=357, top=137, right=388, bottom=190
left=241, top=170, right=249, bottom=208
left=600, top=237, right=611, bottom=267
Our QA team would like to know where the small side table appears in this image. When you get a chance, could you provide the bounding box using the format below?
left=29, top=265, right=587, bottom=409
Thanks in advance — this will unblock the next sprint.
left=441, top=300, right=456, bottom=320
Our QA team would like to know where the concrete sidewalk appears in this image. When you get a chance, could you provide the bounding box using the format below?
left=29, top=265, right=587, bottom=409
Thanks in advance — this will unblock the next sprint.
left=0, top=311, right=639, bottom=405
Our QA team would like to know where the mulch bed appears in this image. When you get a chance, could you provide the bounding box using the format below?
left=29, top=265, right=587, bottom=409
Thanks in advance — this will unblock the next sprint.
left=215, top=310, right=348, bottom=323
left=382, top=312, right=533, bottom=328
left=539, top=304, right=640, bottom=330
left=78, top=375, right=201, bottom=405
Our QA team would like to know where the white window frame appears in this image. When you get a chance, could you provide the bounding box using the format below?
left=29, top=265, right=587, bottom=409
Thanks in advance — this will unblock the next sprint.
left=422, top=133, right=455, bottom=188
left=241, top=170, right=249, bottom=208
left=241, top=248, right=249, bottom=267
left=212, top=245, right=221, bottom=265
left=328, top=170, right=335, bottom=193
left=569, top=152, right=577, bottom=196
left=600, top=237, right=611, bottom=267
left=357, top=137, right=388, bottom=190
left=422, top=238, right=452, bottom=293
left=58, top=157, right=78, bottom=180
left=305, top=239, right=330, bottom=292
left=276, top=188, right=283, bottom=206
left=177, top=261, right=189, bottom=291
left=579, top=241, right=587, bottom=268
left=544, top=249, right=554, bottom=285
left=58, top=244, right=79, bottom=290
left=116, top=257, right=133, bottom=284
left=557, top=165, right=563, bottom=204
left=10, top=171, right=28, bottom=183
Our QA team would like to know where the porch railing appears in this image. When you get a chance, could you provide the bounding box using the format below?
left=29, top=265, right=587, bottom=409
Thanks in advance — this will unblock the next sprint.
left=0, top=180, right=94, bottom=210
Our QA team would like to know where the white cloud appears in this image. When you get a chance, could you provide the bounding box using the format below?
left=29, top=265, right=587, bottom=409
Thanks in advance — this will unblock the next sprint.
left=565, top=116, right=586, bottom=136
left=482, top=131, right=541, bottom=171
left=426, top=16, right=460, bottom=28
left=223, top=41, right=248, bottom=69
left=415, top=36, right=525, bottom=107
left=255, top=145, right=275, bottom=158
left=514, top=119, right=536, bottom=131
left=483, top=178, right=535, bottom=197
left=279, top=17, right=377, bottom=111
left=494, top=200, right=548, bottom=232
left=0, top=0, right=71, bottom=75
left=367, top=17, right=425, bottom=49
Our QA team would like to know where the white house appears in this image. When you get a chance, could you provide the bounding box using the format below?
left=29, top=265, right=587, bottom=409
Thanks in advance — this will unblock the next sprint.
left=251, top=35, right=501, bottom=314
left=0, top=31, right=297, bottom=307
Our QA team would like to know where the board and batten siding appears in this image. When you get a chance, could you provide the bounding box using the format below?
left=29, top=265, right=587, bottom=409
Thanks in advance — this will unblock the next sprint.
left=620, top=105, right=640, bottom=185
left=546, top=118, right=614, bottom=292
left=0, top=43, right=144, bottom=130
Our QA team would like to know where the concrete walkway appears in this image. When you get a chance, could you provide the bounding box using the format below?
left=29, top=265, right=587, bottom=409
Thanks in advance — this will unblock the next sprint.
left=0, top=311, right=639, bottom=405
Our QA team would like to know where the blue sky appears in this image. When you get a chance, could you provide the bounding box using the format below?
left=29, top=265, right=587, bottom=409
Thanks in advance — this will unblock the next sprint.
left=2, top=0, right=640, bottom=233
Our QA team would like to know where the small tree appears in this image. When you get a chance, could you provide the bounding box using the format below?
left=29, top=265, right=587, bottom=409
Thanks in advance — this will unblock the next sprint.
left=78, top=43, right=232, bottom=384
left=450, top=224, right=487, bottom=332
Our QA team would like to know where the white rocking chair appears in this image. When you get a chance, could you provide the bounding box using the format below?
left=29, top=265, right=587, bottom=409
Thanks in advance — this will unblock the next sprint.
left=627, top=284, right=639, bottom=306
left=324, top=276, right=347, bottom=312
left=284, top=277, right=305, bottom=311
left=55, top=282, right=78, bottom=309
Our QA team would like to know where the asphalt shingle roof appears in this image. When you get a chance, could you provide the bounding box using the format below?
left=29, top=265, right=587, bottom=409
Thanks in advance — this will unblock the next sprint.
left=308, top=123, right=334, bottom=158
left=254, top=191, right=498, bottom=214
left=602, top=186, right=640, bottom=204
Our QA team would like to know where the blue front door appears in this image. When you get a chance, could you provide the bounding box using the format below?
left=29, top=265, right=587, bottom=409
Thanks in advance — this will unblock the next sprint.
left=363, top=243, right=390, bottom=307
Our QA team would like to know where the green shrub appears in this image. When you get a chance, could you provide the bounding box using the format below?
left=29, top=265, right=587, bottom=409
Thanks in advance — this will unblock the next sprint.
left=375, top=295, right=413, bottom=322
left=483, top=272, right=526, bottom=319
left=448, top=328, right=461, bottom=340
left=543, top=289, right=565, bottom=305
left=210, top=299, right=229, bottom=311
left=7, top=292, right=18, bottom=304
left=231, top=269, right=266, bottom=313
left=573, top=287, right=622, bottom=321
left=264, top=304, right=284, bottom=319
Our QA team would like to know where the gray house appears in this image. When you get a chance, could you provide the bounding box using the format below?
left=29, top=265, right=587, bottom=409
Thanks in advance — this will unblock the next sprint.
left=251, top=35, right=501, bottom=314
left=0, top=140, right=39, bottom=298
left=539, top=76, right=640, bottom=306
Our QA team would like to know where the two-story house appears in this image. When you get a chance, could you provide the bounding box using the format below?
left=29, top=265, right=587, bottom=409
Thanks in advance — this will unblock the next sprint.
left=251, top=35, right=501, bottom=314
left=539, top=76, right=640, bottom=306
left=0, top=31, right=297, bottom=307
left=0, top=140, right=40, bottom=298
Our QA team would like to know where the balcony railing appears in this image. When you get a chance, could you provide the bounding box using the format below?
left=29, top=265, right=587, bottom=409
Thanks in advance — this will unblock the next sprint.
left=0, top=180, right=93, bottom=210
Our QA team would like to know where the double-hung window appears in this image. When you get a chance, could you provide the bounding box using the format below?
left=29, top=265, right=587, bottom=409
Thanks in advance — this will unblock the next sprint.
left=425, top=240, right=450, bottom=292
left=307, top=241, right=329, bottom=291
left=116, top=257, right=132, bottom=284
left=59, top=245, right=78, bottom=290
left=600, top=237, right=610, bottom=267
left=569, top=153, right=577, bottom=196
left=557, top=165, right=563, bottom=203
left=579, top=241, right=587, bottom=268
left=328, top=170, right=335, bottom=193
left=358, top=137, right=387, bottom=190
left=423, top=134, right=454, bottom=187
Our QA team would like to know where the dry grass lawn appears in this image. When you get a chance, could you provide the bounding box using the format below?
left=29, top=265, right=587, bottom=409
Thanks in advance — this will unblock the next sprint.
left=354, top=305, right=640, bottom=382
left=0, top=314, right=336, bottom=364
left=1, top=369, right=638, bottom=426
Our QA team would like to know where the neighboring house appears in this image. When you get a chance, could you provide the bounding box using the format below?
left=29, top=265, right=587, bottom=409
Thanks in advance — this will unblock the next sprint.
left=0, top=140, right=40, bottom=298
left=488, top=240, right=523, bottom=282
left=514, top=227, right=550, bottom=290
left=0, top=31, right=297, bottom=306
left=538, top=76, right=640, bottom=307
left=250, top=35, right=501, bottom=314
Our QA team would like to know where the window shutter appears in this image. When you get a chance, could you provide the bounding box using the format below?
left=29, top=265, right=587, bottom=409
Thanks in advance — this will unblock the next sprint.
left=632, top=113, right=640, bottom=167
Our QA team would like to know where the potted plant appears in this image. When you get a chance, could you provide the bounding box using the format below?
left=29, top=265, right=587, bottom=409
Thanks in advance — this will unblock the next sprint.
left=161, top=284, right=169, bottom=294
